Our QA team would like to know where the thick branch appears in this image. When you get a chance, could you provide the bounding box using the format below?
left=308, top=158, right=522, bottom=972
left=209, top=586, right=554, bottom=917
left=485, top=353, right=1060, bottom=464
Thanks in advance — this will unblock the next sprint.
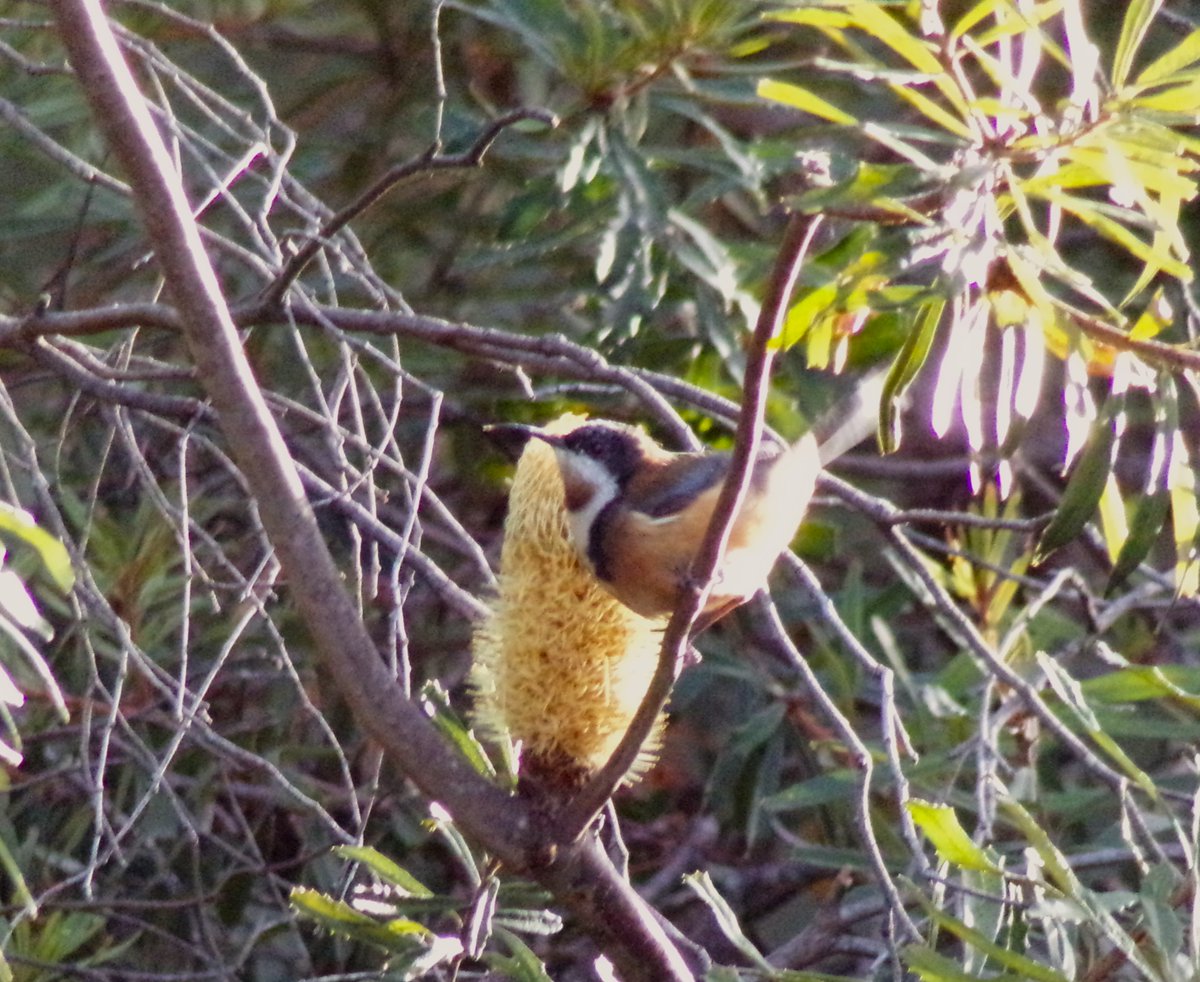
left=50, top=4, right=693, bottom=977
left=49, top=0, right=522, bottom=867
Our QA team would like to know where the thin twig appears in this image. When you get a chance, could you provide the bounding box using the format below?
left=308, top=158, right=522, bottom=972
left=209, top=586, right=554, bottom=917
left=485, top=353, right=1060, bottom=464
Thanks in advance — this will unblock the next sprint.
left=756, top=589, right=924, bottom=943
left=260, top=107, right=558, bottom=305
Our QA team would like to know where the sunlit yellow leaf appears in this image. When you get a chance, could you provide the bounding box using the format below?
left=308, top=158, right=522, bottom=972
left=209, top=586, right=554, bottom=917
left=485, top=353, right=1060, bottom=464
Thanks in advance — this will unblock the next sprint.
left=861, top=121, right=944, bottom=171
left=1125, top=168, right=1187, bottom=301
left=1036, top=190, right=1192, bottom=280
left=1169, top=432, right=1200, bottom=596
left=782, top=283, right=837, bottom=348
left=768, top=9, right=854, bottom=30
left=806, top=314, right=834, bottom=370
left=970, top=0, right=1063, bottom=49
left=849, top=3, right=942, bottom=74
left=890, top=82, right=974, bottom=140
left=967, top=96, right=1032, bottom=125
left=1098, top=472, right=1128, bottom=564
left=1135, top=28, right=1200, bottom=86
left=848, top=2, right=970, bottom=116
left=1108, top=378, right=1174, bottom=592
left=950, top=0, right=1005, bottom=41
left=907, top=799, right=1001, bottom=872
left=756, top=78, right=857, bottom=125
left=1128, top=290, right=1172, bottom=340
left=1051, top=144, right=1198, bottom=203
left=1132, top=80, right=1200, bottom=116
left=1020, top=161, right=1110, bottom=195
left=1109, top=118, right=1200, bottom=165
left=1112, top=0, right=1165, bottom=89
left=1002, top=243, right=1068, bottom=350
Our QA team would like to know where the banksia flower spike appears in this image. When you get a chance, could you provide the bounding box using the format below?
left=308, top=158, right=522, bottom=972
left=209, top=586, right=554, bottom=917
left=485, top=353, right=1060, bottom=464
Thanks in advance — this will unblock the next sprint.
left=472, top=414, right=664, bottom=795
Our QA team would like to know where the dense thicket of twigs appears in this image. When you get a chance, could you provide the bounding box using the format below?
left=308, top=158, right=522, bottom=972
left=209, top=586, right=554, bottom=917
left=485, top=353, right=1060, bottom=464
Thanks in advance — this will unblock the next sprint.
left=1, top=1, right=1199, bottom=980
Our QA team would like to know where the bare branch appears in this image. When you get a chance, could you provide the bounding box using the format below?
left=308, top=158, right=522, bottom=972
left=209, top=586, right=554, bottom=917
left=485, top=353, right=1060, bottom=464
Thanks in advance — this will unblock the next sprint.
left=260, top=107, right=559, bottom=306
left=555, top=214, right=824, bottom=843
left=48, top=4, right=696, bottom=977
left=49, top=0, right=522, bottom=859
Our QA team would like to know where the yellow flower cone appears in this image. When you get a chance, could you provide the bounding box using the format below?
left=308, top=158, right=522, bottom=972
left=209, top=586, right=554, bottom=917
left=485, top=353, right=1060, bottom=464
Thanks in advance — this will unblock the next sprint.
left=472, top=414, right=665, bottom=794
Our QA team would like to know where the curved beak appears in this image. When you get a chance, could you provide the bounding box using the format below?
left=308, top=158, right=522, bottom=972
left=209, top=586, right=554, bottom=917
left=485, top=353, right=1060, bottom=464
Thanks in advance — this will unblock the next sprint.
left=484, top=422, right=561, bottom=456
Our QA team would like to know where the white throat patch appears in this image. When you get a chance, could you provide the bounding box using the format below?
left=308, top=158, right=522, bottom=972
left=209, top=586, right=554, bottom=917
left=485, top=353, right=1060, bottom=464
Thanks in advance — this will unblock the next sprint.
left=555, top=450, right=619, bottom=562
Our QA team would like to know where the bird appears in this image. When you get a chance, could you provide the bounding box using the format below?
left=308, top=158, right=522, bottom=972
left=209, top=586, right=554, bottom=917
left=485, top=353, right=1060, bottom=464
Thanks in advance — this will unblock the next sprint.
left=489, top=419, right=821, bottom=626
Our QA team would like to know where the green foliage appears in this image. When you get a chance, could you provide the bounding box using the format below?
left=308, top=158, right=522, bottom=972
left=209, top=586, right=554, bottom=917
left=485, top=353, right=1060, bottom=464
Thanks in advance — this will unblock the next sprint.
left=0, top=504, right=68, bottom=769
left=1, top=0, right=1199, bottom=978
left=760, top=0, right=1200, bottom=590
left=292, top=846, right=560, bottom=980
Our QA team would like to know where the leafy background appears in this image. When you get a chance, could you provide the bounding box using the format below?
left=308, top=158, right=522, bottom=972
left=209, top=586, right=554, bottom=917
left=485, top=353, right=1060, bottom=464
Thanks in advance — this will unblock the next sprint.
left=1, top=0, right=1199, bottom=979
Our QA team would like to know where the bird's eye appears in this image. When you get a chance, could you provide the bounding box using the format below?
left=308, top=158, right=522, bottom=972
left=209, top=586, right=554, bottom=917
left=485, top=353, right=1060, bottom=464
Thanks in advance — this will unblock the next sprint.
left=565, top=427, right=608, bottom=458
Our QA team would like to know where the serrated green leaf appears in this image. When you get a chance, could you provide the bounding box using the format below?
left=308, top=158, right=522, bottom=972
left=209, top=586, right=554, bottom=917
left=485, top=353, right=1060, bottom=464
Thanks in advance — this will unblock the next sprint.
left=1035, top=398, right=1123, bottom=561
left=290, top=887, right=433, bottom=952
left=1000, top=797, right=1163, bottom=975
left=0, top=826, right=35, bottom=920
left=756, top=78, right=857, bottom=125
left=425, top=806, right=481, bottom=888
left=1168, top=431, right=1199, bottom=595
left=290, top=887, right=373, bottom=926
left=420, top=680, right=497, bottom=780
left=492, top=907, right=564, bottom=936
left=904, top=943, right=1031, bottom=982
left=1112, top=0, right=1165, bottom=89
left=334, top=845, right=433, bottom=897
left=1037, top=653, right=1159, bottom=797
left=962, top=864, right=1008, bottom=975
left=764, top=770, right=859, bottom=811
left=907, top=799, right=1001, bottom=873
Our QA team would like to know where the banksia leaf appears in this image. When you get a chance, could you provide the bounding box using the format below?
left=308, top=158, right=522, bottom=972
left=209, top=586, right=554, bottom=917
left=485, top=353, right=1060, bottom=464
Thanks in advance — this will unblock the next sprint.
left=472, top=415, right=664, bottom=794
left=1035, top=397, right=1124, bottom=563
left=1107, top=378, right=1176, bottom=592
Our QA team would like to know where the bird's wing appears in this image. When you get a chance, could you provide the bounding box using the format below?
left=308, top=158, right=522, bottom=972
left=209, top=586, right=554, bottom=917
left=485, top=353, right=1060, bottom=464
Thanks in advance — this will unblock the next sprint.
left=629, top=453, right=730, bottom=519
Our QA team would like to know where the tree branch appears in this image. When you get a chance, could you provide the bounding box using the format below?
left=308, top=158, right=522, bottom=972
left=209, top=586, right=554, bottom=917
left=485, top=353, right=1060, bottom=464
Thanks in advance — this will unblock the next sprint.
left=554, top=214, right=825, bottom=843
left=260, top=107, right=559, bottom=306
left=50, top=0, right=522, bottom=857
left=49, top=4, right=694, bottom=977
